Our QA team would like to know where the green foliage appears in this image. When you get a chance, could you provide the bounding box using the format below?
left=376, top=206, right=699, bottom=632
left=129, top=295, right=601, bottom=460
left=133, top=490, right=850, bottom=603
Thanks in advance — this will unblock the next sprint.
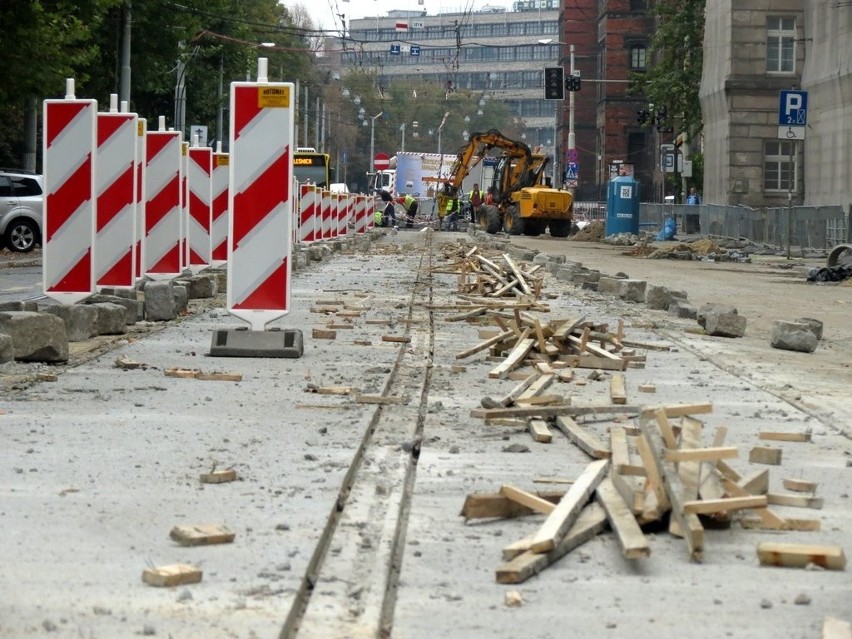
left=631, top=0, right=705, bottom=138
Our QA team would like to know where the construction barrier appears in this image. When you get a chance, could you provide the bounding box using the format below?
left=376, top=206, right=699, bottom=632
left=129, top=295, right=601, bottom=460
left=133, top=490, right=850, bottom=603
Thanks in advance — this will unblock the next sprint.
left=95, top=95, right=137, bottom=289
left=180, top=141, right=189, bottom=271
left=144, top=116, right=182, bottom=278
left=211, top=147, right=229, bottom=265
left=42, top=79, right=97, bottom=304
left=321, top=190, right=332, bottom=240
left=226, top=60, right=295, bottom=331
left=187, top=144, right=212, bottom=273
left=299, top=183, right=319, bottom=244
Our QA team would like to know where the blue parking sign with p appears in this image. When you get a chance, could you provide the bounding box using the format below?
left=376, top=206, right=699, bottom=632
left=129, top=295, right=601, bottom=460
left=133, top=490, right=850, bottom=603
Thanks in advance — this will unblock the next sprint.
left=779, top=90, right=808, bottom=126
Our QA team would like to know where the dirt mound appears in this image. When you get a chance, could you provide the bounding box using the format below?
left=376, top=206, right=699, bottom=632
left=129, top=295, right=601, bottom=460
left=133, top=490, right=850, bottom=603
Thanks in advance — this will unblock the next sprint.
left=571, top=220, right=604, bottom=242
left=688, top=238, right=724, bottom=254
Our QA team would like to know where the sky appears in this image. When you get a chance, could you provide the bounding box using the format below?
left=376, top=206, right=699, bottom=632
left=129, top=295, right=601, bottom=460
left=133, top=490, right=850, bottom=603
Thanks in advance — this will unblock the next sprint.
left=282, top=0, right=510, bottom=35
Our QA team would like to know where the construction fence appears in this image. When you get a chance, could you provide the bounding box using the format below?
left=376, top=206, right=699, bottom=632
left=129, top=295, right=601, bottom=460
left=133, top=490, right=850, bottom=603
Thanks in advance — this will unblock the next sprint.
left=574, top=201, right=852, bottom=251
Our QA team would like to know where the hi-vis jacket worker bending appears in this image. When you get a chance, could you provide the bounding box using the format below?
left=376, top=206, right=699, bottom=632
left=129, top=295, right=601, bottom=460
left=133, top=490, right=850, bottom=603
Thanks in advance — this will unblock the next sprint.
left=396, top=193, right=418, bottom=228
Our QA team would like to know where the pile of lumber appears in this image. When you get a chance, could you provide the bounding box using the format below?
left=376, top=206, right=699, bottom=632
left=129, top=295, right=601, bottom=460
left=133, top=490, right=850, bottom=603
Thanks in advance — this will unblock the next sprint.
left=459, top=403, right=843, bottom=585
left=433, top=245, right=545, bottom=299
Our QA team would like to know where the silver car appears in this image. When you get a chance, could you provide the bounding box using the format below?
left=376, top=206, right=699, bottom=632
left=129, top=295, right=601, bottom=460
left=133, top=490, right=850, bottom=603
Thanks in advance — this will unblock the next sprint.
left=0, top=170, right=43, bottom=252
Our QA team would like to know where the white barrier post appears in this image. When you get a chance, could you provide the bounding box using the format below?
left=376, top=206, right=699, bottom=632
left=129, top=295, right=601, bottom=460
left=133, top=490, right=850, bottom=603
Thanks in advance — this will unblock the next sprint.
left=298, top=183, right=318, bottom=244
left=211, top=141, right=229, bottom=266
left=225, top=59, right=294, bottom=332
left=144, top=116, right=182, bottom=278
left=42, top=78, right=97, bottom=304
left=187, top=141, right=212, bottom=273
left=180, top=140, right=189, bottom=271
left=321, top=190, right=332, bottom=240
left=95, top=94, right=137, bottom=289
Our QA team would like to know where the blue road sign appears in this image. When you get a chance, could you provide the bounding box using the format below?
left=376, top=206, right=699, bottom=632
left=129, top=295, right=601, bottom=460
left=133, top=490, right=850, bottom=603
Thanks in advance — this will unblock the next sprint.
left=390, top=44, right=400, bottom=55
left=779, top=90, right=808, bottom=126
left=410, top=45, right=420, bottom=56
left=566, top=162, right=578, bottom=180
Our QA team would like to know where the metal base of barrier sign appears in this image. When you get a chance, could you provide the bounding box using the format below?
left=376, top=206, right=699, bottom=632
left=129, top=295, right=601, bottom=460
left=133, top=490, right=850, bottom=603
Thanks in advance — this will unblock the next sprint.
left=209, top=327, right=304, bottom=358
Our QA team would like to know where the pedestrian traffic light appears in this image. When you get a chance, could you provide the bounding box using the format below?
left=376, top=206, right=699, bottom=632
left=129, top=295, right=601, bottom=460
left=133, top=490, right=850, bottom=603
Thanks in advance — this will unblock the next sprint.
left=566, top=73, right=581, bottom=91
left=544, top=67, right=564, bottom=100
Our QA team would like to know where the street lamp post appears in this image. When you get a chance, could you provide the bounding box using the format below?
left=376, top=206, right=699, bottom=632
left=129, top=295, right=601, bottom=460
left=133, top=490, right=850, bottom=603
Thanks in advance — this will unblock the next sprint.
left=400, top=123, right=406, bottom=152
left=369, top=111, right=383, bottom=172
left=567, top=43, right=576, bottom=193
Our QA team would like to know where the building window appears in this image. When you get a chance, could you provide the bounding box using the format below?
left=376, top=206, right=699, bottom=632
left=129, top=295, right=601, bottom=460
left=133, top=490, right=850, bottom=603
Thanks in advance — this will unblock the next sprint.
left=630, top=44, right=646, bottom=70
left=767, top=16, right=795, bottom=73
left=764, top=140, right=796, bottom=191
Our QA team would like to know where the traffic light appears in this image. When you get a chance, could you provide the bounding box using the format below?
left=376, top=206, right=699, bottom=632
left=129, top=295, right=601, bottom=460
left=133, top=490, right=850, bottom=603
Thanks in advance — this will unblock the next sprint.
left=637, top=109, right=650, bottom=125
left=544, top=67, right=564, bottom=100
left=566, top=73, right=581, bottom=91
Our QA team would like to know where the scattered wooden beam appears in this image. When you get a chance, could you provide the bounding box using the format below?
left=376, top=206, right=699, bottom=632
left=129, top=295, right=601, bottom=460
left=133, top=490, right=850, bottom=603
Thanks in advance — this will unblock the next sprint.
left=766, top=492, right=824, bottom=509
left=382, top=335, right=411, bottom=344
left=199, top=468, right=237, bottom=484
left=499, top=485, right=556, bottom=515
left=527, top=418, right=553, bottom=443
left=489, top=338, right=535, bottom=379
left=721, top=478, right=786, bottom=529
left=737, top=469, right=770, bottom=495
left=664, top=447, right=739, bottom=463
left=142, top=564, right=203, bottom=587
left=495, top=503, right=607, bottom=584
left=530, top=459, right=610, bottom=554
left=758, top=431, right=812, bottom=443
left=683, top=495, right=768, bottom=514
left=470, top=404, right=641, bottom=420
left=756, top=542, right=846, bottom=570
left=312, top=328, right=337, bottom=339
left=596, top=477, right=650, bottom=559
left=356, top=394, right=405, bottom=405
left=610, top=373, right=627, bottom=405
left=782, top=478, right=818, bottom=493
left=740, top=517, right=821, bottom=532
left=749, top=446, right=783, bottom=465
left=169, top=524, right=235, bottom=546
left=460, top=490, right=565, bottom=521
left=554, top=416, right=611, bottom=459
left=305, top=385, right=358, bottom=395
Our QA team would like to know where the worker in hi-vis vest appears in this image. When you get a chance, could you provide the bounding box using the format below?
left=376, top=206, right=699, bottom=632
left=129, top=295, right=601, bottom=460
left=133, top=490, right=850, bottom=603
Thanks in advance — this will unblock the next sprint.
left=396, top=193, right=418, bottom=228
left=468, top=183, right=483, bottom=223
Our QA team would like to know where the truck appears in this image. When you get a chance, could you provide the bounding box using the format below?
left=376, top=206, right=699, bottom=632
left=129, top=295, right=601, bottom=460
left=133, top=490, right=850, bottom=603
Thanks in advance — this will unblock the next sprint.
left=371, top=151, right=495, bottom=199
left=436, top=129, right=573, bottom=237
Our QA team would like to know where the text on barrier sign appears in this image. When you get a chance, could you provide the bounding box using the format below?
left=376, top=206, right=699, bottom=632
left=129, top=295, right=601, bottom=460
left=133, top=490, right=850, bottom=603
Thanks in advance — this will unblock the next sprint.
left=258, top=86, right=290, bottom=108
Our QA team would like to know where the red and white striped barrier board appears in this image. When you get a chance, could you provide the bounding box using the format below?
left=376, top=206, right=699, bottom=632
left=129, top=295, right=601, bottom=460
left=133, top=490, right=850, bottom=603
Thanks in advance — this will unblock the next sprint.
left=144, top=124, right=182, bottom=278
left=298, top=183, right=318, bottom=244
left=95, top=104, right=137, bottom=289
left=187, top=145, right=212, bottom=272
left=42, top=86, right=97, bottom=304
left=367, top=195, right=375, bottom=230
left=320, top=190, right=332, bottom=240
left=135, top=118, right=147, bottom=280
left=227, top=76, right=295, bottom=331
left=330, top=193, right=342, bottom=240
left=355, top=195, right=368, bottom=235
left=211, top=151, right=229, bottom=265
left=339, top=194, right=351, bottom=238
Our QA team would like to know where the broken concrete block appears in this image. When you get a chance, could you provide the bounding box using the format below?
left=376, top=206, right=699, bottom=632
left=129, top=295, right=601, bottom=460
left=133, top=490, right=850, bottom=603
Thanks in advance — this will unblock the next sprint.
left=44, top=304, right=99, bottom=341
left=532, top=253, right=552, bottom=265
left=554, top=266, right=577, bottom=282
left=795, top=317, right=823, bottom=340
left=0, top=333, right=12, bottom=363
left=668, top=299, right=698, bottom=319
left=92, top=302, right=128, bottom=335
left=144, top=281, right=177, bottom=321
left=697, top=303, right=737, bottom=328
left=98, top=287, right=137, bottom=301
left=619, top=279, right=647, bottom=303
left=173, top=284, right=188, bottom=316
left=597, top=276, right=623, bottom=296
left=85, top=294, right=138, bottom=325
left=771, top=320, right=817, bottom=353
left=294, top=251, right=309, bottom=270
left=0, top=311, right=68, bottom=362
left=704, top=310, right=747, bottom=338
left=183, top=274, right=218, bottom=299
left=213, top=270, right=227, bottom=293
left=646, top=285, right=685, bottom=310
left=581, top=280, right=598, bottom=291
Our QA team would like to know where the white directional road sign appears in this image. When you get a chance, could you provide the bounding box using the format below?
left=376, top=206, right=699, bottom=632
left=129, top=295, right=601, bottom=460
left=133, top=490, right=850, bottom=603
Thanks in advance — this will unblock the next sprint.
left=778, top=90, right=808, bottom=140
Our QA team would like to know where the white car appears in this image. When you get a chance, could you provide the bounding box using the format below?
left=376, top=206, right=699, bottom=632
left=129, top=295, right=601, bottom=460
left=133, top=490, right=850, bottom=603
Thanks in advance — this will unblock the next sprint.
left=0, top=170, right=43, bottom=252
left=329, top=183, right=349, bottom=194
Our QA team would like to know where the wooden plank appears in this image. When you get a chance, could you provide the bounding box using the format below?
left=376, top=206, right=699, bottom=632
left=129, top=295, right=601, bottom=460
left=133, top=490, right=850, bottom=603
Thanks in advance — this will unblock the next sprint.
left=495, top=503, right=607, bottom=584
left=560, top=354, right=627, bottom=371
left=169, top=524, right=235, bottom=546
left=671, top=415, right=704, bottom=537
left=740, top=517, right=821, bottom=532
left=497, top=372, right=539, bottom=407
left=199, top=468, right=237, bottom=484
left=382, top=335, right=411, bottom=343
left=664, top=447, right=739, bottom=462
left=356, top=394, right=405, bottom=405
left=756, top=542, right=846, bottom=570
left=165, top=368, right=200, bottom=379
left=503, top=253, right=533, bottom=296
left=638, top=411, right=704, bottom=561
left=749, top=446, right=783, bottom=465
left=499, top=485, right=556, bottom=515
left=683, top=495, right=768, bottom=514
left=550, top=316, right=586, bottom=340
left=783, top=478, right=818, bottom=493
left=306, top=385, right=358, bottom=395
left=516, top=373, right=555, bottom=401
left=196, top=372, right=243, bottom=381
left=528, top=418, right=553, bottom=443
left=529, top=459, right=610, bottom=554
left=610, top=373, right=627, bottom=405
left=610, top=426, right=632, bottom=474
left=554, top=416, right=611, bottom=459
left=611, top=468, right=645, bottom=515
left=567, top=335, right=622, bottom=360
left=721, top=478, right=786, bottom=529
left=634, top=431, right=671, bottom=517
left=142, top=564, right=203, bottom=587
left=533, top=318, right=548, bottom=354
left=445, top=306, right=487, bottom=322
left=502, top=535, right=535, bottom=561
left=596, top=477, right=650, bottom=559
left=738, top=469, right=770, bottom=495
left=459, top=490, right=565, bottom=520
left=654, top=407, right=678, bottom=449
left=660, top=403, right=713, bottom=418
left=488, top=338, right=535, bottom=379
left=766, top=493, right=824, bottom=509
left=758, top=430, right=812, bottom=443
left=470, top=404, right=641, bottom=420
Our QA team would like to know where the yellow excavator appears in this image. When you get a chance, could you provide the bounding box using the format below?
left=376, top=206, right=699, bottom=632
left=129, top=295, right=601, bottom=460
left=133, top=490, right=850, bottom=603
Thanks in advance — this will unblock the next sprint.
left=436, top=129, right=574, bottom=237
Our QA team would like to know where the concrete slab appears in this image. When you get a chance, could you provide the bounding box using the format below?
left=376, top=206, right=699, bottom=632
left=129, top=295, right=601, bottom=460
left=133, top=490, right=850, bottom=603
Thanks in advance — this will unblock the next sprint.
left=209, top=328, right=304, bottom=358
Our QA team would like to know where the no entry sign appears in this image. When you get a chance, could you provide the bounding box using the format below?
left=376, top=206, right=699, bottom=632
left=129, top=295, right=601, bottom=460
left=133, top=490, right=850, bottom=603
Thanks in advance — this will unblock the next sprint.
left=373, top=152, right=390, bottom=171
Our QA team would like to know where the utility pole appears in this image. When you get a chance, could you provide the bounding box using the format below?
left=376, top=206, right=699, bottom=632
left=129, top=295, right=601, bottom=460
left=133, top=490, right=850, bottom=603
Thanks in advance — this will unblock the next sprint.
left=120, top=0, right=132, bottom=107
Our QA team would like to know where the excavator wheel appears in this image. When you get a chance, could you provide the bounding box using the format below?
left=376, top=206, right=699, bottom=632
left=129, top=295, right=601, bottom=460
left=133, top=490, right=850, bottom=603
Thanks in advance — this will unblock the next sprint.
left=548, top=219, right=572, bottom=238
left=477, top=205, right=503, bottom=234
left=504, top=205, right=524, bottom=235
left=523, top=220, right=545, bottom=236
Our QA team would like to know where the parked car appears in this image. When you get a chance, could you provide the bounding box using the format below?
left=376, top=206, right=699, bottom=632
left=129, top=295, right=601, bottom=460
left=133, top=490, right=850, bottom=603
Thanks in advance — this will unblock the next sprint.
left=0, top=170, right=43, bottom=252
